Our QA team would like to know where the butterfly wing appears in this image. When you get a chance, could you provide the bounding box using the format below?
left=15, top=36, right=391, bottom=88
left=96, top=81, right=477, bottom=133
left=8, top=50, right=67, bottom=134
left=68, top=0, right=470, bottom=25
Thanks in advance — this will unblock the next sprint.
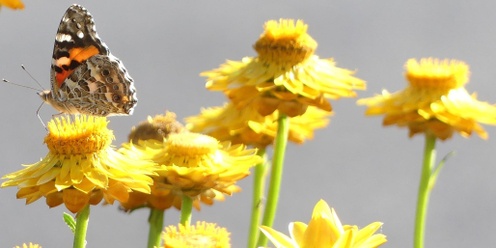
left=57, top=54, right=137, bottom=116
left=51, top=4, right=109, bottom=97
left=47, top=4, right=137, bottom=116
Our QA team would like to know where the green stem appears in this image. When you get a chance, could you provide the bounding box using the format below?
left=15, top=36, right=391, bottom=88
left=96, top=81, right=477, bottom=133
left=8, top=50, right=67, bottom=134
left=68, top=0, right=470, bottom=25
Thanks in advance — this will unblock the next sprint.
left=147, top=209, right=164, bottom=248
left=180, top=195, right=193, bottom=226
left=256, top=114, right=289, bottom=247
left=247, top=149, right=267, bottom=248
left=73, top=204, right=90, bottom=248
left=414, top=132, right=437, bottom=248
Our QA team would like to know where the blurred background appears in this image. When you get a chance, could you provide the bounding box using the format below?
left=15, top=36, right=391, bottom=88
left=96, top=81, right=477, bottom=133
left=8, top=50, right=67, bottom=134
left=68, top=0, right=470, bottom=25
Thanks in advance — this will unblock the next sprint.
left=1, top=0, right=496, bottom=247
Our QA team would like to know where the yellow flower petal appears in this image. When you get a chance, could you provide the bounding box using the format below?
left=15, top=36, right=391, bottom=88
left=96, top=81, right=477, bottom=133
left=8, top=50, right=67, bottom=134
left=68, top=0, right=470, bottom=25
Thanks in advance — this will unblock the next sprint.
left=260, top=225, right=297, bottom=248
left=0, top=0, right=24, bottom=9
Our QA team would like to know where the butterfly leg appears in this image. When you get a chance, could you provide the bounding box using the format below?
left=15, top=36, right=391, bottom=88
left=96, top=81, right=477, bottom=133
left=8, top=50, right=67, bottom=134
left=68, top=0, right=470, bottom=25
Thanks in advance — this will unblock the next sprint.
left=35, top=101, right=48, bottom=130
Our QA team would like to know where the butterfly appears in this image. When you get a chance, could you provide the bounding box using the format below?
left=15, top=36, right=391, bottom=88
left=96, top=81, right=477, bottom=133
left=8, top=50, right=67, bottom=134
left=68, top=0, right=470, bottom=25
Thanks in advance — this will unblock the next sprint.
left=38, top=4, right=137, bottom=116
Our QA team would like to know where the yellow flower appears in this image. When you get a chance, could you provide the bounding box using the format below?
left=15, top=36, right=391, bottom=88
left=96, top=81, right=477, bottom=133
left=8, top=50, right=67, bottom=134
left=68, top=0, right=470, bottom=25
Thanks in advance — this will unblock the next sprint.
left=162, top=221, right=230, bottom=248
left=120, top=113, right=230, bottom=211
left=0, top=0, right=24, bottom=9
left=1, top=115, right=155, bottom=213
left=202, top=19, right=365, bottom=117
left=358, top=58, right=496, bottom=140
left=186, top=103, right=330, bottom=148
left=119, top=132, right=261, bottom=210
left=13, top=243, right=41, bottom=248
left=260, top=200, right=387, bottom=248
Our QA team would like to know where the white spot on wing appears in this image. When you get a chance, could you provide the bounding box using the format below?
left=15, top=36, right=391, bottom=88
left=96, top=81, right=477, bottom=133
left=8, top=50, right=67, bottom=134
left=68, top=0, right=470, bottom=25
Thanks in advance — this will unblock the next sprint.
left=77, top=30, right=84, bottom=39
left=55, top=33, right=73, bottom=42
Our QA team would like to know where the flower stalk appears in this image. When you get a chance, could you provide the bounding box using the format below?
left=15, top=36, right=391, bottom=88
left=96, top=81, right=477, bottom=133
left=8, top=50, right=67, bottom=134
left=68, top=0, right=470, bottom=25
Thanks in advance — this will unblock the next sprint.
left=147, top=209, right=164, bottom=248
left=257, top=114, right=289, bottom=247
left=247, top=149, right=267, bottom=248
left=414, top=132, right=437, bottom=248
left=180, top=195, right=194, bottom=226
left=73, top=204, right=90, bottom=248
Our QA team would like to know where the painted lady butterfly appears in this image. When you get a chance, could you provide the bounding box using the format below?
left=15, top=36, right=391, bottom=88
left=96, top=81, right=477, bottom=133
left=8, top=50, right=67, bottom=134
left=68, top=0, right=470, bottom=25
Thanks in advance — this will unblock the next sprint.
left=39, top=4, right=137, bottom=116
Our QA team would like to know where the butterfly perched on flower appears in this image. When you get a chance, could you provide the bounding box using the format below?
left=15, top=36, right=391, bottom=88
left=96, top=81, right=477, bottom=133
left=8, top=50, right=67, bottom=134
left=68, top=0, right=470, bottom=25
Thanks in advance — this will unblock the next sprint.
left=39, top=4, right=137, bottom=116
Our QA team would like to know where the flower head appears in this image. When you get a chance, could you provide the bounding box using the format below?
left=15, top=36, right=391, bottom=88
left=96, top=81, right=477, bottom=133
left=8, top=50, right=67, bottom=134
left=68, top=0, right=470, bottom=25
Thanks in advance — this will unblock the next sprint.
left=14, top=243, right=41, bottom=248
left=0, top=0, right=24, bottom=9
left=358, top=58, right=496, bottom=140
left=186, top=103, right=330, bottom=148
left=162, top=221, right=230, bottom=248
left=120, top=113, right=232, bottom=211
left=202, top=19, right=365, bottom=117
left=260, top=199, right=387, bottom=248
left=1, top=115, right=155, bottom=213
left=119, top=131, right=261, bottom=210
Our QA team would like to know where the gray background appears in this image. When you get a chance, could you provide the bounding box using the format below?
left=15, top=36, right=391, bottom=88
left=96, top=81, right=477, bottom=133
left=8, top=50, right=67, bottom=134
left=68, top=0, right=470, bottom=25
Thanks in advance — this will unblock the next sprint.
left=1, top=1, right=496, bottom=247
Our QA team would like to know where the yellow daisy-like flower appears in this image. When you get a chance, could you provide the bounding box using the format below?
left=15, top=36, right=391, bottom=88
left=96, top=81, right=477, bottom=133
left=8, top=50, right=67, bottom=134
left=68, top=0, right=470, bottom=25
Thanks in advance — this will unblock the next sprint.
left=13, top=243, right=41, bottom=248
left=1, top=115, right=155, bottom=213
left=130, top=132, right=262, bottom=199
left=358, top=58, right=496, bottom=140
left=0, top=0, right=24, bottom=9
left=120, top=113, right=230, bottom=211
left=162, top=221, right=230, bottom=248
left=186, top=103, right=330, bottom=148
left=202, top=19, right=365, bottom=117
left=260, top=199, right=387, bottom=248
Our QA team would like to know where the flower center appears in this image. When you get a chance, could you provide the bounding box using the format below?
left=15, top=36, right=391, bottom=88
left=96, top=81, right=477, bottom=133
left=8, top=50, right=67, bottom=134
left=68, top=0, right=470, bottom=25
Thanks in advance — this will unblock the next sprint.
left=405, top=58, right=469, bottom=91
left=44, top=115, right=113, bottom=155
left=254, top=19, right=317, bottom=66
left=166, top=133, right=219, bottom=157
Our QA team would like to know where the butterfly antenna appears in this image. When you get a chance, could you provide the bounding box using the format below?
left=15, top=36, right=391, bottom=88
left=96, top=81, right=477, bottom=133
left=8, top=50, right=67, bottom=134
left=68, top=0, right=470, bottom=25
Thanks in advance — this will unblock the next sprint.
left=21, top=64, right=45, bottom=90
left=2, top=78, right=40, bottom=92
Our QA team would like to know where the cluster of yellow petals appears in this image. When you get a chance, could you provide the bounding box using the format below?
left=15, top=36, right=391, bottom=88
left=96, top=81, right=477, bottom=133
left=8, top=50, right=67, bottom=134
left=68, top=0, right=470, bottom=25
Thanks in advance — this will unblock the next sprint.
left=161, top=221, right=231, bottom=248
left=119, top=132, right=261, bottom=210
left=358, top=58, right=496, bottom=140
left=1, top=115, right=155, bottom=213
left=13, top=243, right=41, bottom=248
left=186, top=103, right=330, bottom=148
left=0, top=0, right=24, bottom=9
left=202, top=19, right=365, bottom=117
left=260, top=200, right=386, bottom=248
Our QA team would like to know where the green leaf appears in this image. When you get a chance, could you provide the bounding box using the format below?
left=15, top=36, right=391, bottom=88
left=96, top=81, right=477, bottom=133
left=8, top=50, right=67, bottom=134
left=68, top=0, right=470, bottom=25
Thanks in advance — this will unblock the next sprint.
left=428, top=151, right=455, bottom=190
left=63, top=212, right=76, bottom=234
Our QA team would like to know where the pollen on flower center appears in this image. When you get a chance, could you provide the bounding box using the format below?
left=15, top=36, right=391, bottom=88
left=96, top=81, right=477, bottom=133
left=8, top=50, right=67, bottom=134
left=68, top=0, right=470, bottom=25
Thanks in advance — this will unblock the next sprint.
left=44, top=115, right=113, bottom=155
left=254, top=19, right=317, bottom=65
left=166, top=133, right=219, bottom=157
left=405, top=58, right=469, bottom=90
